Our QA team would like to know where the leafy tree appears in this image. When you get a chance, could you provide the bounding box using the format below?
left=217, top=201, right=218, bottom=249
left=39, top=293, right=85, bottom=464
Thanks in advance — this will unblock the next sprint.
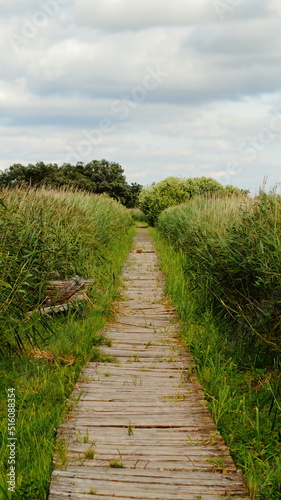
left=0, top=162, right=60, bottom=187
left=57, top=163, right=96, bottom=191
left=0, top=163, right=28, bottom=186
left=84, top=160, right=130, bottom=204
left=126, top=182, right=143, bottom=208
left=0, top=160, right=142, bottom=207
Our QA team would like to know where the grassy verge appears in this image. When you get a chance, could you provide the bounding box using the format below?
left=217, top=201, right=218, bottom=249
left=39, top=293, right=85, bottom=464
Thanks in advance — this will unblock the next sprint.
left=0, top=187, right=135, bottom=499
left=153, top=229, right=281, bottom=500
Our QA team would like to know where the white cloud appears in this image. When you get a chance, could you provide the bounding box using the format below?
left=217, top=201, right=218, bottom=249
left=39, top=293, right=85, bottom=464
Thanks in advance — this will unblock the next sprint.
left=74, top=0, right=274, bottom=30
left=0, top=0, right=281, bottom=194
left=74, top=0, right=216, bottom=29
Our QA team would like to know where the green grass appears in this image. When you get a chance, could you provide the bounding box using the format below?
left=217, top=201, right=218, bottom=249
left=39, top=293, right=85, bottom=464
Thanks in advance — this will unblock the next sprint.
left=84, top=449, right=95, bottom=460
left=109, top=450, right=124, bottom=469
left=0, top=187, right=135, bottom=499
left=153, top=228, right=281, bottom=500
left=109, top=459, right=124, bottom=469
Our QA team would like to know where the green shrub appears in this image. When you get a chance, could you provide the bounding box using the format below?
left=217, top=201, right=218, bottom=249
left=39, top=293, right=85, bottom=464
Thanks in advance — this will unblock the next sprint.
left=139, top=176, right=227, bottom=225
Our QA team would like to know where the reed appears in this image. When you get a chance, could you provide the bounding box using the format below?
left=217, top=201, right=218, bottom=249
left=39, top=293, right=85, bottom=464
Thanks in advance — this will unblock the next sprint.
left=157, top=192, right=281, bottom=356
left=0, top=186, right=132, bottom=355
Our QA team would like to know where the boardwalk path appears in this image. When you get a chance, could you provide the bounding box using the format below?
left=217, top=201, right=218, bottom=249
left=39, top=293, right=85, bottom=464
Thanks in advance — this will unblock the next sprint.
left=49, top=228, right=249, bottom=500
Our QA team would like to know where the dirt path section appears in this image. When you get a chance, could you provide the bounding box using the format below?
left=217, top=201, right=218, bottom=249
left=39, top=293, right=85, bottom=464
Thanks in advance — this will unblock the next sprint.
left=48, top=228, right=249, bottom=500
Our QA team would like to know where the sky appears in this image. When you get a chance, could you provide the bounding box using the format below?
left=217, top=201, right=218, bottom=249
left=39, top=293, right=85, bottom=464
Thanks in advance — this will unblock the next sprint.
left=1, top=0, right=281, bottom=193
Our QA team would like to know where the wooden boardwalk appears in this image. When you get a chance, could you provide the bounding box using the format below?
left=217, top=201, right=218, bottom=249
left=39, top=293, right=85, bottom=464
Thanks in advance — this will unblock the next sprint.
left=49, top=228, right=249, bottom=500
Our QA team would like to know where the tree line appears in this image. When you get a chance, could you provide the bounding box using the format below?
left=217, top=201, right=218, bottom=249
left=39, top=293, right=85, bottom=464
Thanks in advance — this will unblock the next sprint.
left=0, top=160, right=142, bottom=208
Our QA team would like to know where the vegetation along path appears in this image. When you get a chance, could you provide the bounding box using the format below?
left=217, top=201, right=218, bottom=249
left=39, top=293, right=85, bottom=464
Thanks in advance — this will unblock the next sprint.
left=48, top=228, right=249, bottom=500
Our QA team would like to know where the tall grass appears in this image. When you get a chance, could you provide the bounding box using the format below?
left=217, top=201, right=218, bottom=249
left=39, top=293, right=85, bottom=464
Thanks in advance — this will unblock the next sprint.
left=0, top=186, right=134, bottom=499
left=157, top=192, right=281, bottom=357
left=0, top=186, right=132, bottom=355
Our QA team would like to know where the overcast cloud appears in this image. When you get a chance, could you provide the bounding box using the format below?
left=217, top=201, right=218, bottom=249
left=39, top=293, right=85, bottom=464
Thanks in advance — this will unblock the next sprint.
left=1, top=0, right=281, bottom=192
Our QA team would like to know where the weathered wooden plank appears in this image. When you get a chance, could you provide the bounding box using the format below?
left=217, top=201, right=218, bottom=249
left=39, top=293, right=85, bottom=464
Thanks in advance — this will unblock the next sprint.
left=61, top=432, right=216, bottom=446
left=66, top=444, right=232, bottom=458
left=50, top=494, right=248, bottom=500
left=49, top=476, right=246, bottom=499
left=73, top=387, right=205, bottom=398
left=71, top=409, right=210, bottom=419
left=78, top=375, right=190, bottom=385
left=64, top=420, right=220, bottom=432
left=50, top=468, right=243, bottom=493
left=105, top=361, right=188, bottom=369
left=53, top=466, right=245, bottom=483
left=88, top=365, right=189, bottom=374
left=49, top=494, right=247, bottom=500
left=99, top=347, right=186, bottom=356
left=60, top=459, right=237, bottom=474
left=71, top=390, right=205, bottom=400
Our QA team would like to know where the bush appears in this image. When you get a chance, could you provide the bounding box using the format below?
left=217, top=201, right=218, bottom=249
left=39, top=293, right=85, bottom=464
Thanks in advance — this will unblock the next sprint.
left=139, top=176, right=226, bottom=225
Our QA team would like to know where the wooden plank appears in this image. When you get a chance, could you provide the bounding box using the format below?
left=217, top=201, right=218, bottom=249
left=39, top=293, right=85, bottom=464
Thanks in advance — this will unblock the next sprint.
left=59, top=426, right=218, bottom=436
left=66, top=444, right=231, bottom=457
left=53, top=466, right=245, bottom=482
left=79, top=371, right=189, bottom=381
left=49, top=493, right=248, bottom=500
left=49, top=494, right=248, bottom=500
left=50, top=474, right=245, bottom=491
left=49, top=476, right=246, bottom=499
